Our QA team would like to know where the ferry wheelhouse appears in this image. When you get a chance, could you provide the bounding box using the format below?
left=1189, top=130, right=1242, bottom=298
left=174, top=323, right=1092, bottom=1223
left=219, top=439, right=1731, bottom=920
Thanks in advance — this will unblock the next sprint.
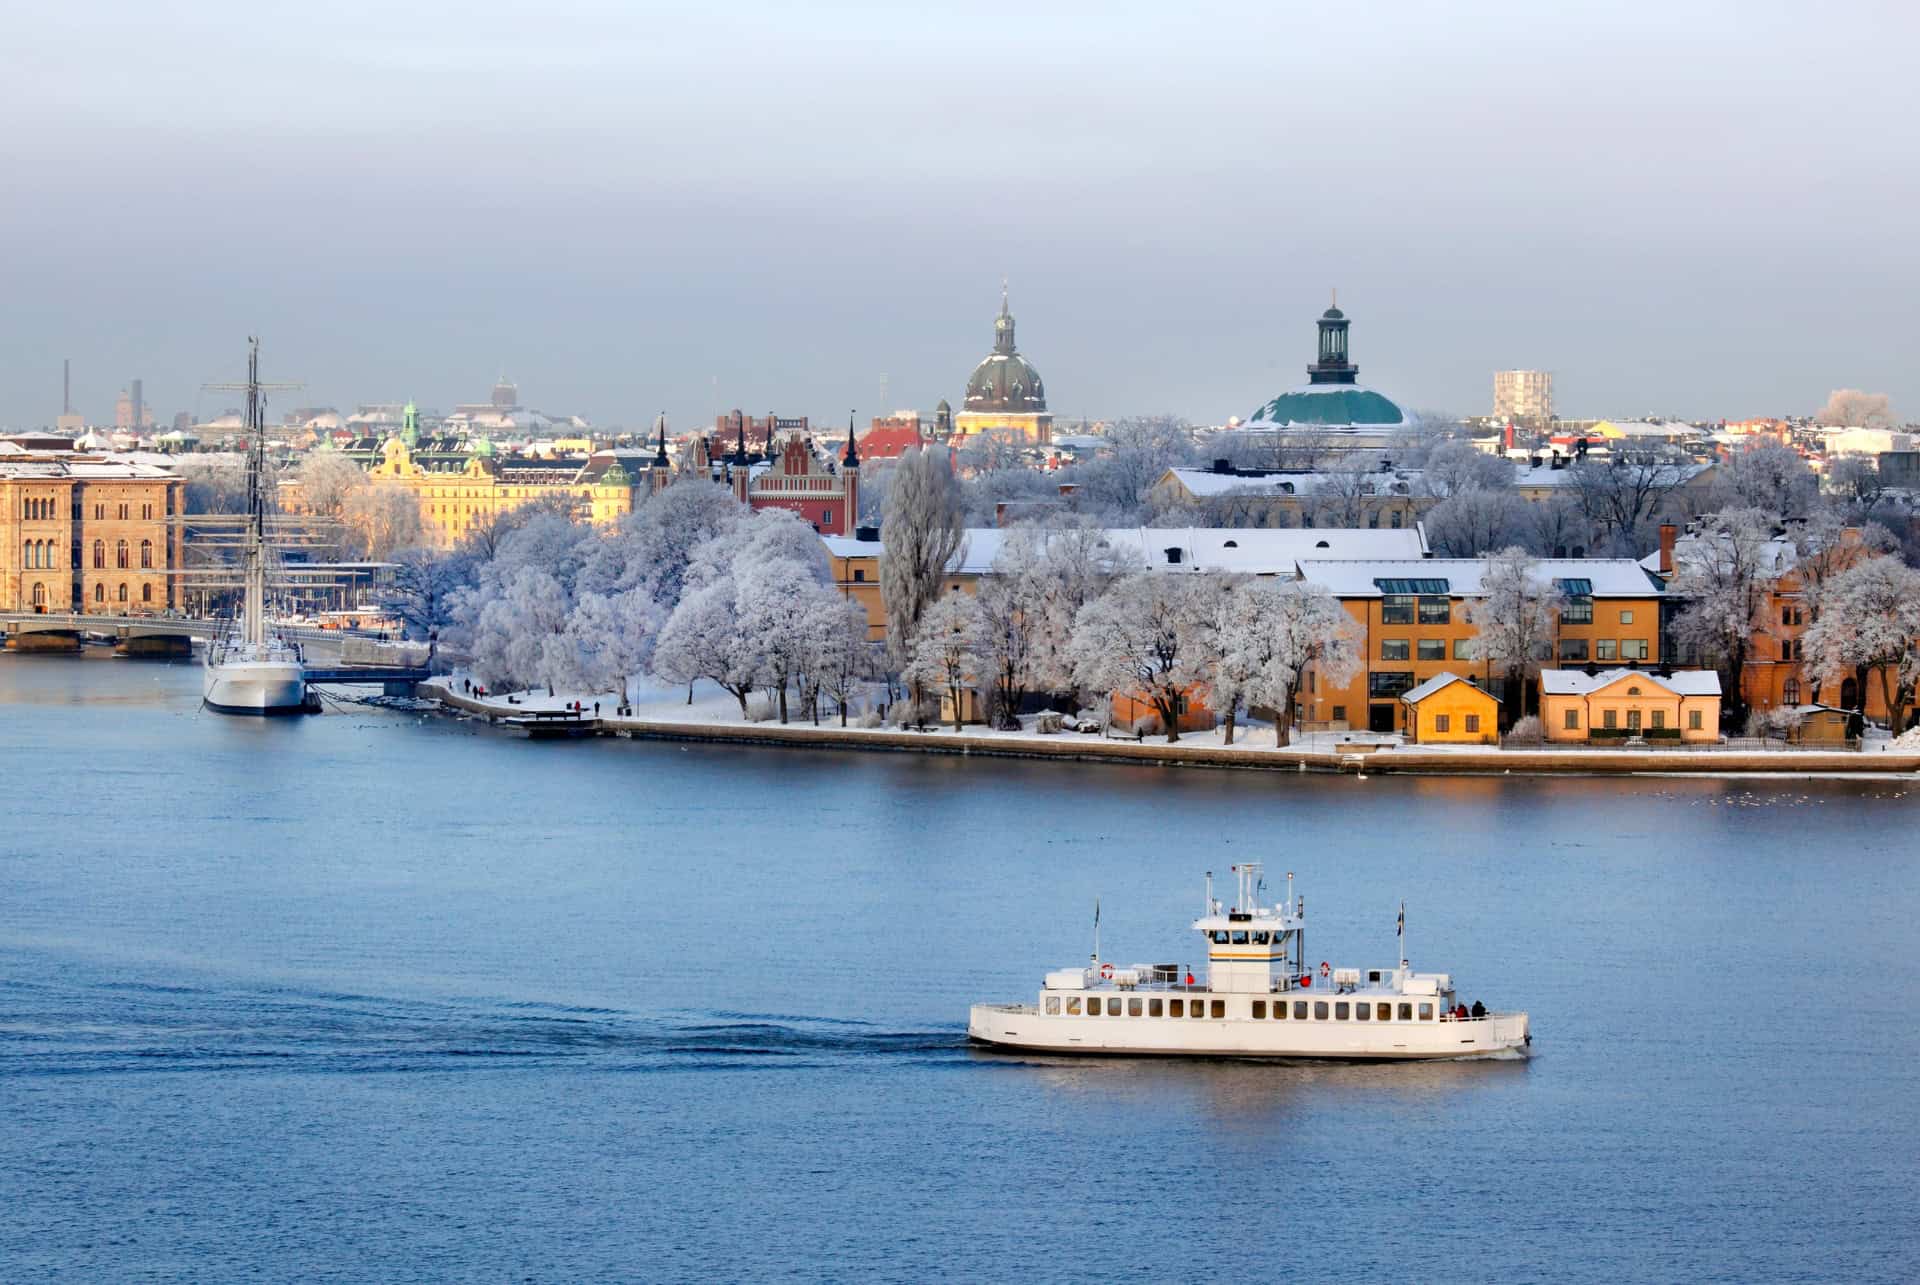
left=968, top=866, right=1529, bottom=1060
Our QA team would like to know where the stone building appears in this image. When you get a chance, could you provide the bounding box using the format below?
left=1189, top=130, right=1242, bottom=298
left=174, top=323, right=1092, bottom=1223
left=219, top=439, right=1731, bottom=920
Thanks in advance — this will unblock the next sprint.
left=955, top=287, right=1051, bottom=445
left=1, top=454, right=183, bottom=615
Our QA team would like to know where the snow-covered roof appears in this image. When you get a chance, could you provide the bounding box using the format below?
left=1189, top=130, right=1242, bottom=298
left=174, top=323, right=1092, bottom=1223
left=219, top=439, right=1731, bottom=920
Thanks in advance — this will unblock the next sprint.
left=1641, top=533, right=1797, bottom=578
left=1539, top=667, right=1721, bottom=697
left=1161, top=465, right=1423, bottom=500
left=1293, top=557, right=1662, bottom=598
left=1512, top=460, right=1712, bottom=490
left=1399, top=672, right=1490, bottom=705
left=824, top=526, right=1427, bottom=575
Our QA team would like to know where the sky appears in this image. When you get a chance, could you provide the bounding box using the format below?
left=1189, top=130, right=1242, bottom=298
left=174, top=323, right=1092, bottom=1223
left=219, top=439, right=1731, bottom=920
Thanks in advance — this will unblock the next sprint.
left=3, top=0, right=1916, bottom=431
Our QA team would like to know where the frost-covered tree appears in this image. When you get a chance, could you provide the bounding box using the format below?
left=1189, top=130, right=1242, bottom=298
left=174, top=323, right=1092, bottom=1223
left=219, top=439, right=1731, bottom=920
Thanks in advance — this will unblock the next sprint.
left=295, top=451, right=367, bottom=518
left=1419, top=442, right=1515, bottom=499
left=340, top=483, right=423, bottom=560
left=903, top=591, right=981, bottom=732
left=809, top=596, right=874, bottom=727
left=1570, top=450, right=1694, bottom=553
left=1669, top=507, right=1780, bottom=724
left=386, top=546, right=475, bottom=637
left=460, top=494, right=582, bottom=561
left=1522, top=495, right=1595, bottom=558
left=1425, top=488, right=1530, bottom=556
left=972, top=573, right=1035, bottom=728
left=1801, top=556, right=1920, bottom=728
left=653, top=578, right=759, bottom=716
left=579, top=482, right=746, bottom=606
left=469, top=566, right=573, bottom=693
left=1206, top=579, right=1362, bottom=747
left=1005, top=518, right=1140, bottom=697
left=446, top=512, right=595, bottom=655
left=1823, top=455, right=1885, bottom=509
left=1711, top=442, right=1819, bottom=517
left=556, top=589, right=666, bottom=700
left=1815, top=388, right=1896, bottom=430
left=1304, top=455, right=1380, bottom=528
left=1067, top=573, right=1210, bottom=743
left=880, top=445, right=964, bottom=671
left=735, top=555, right=836, bottom=724
left=1465, top=546, right=1556, bottom=724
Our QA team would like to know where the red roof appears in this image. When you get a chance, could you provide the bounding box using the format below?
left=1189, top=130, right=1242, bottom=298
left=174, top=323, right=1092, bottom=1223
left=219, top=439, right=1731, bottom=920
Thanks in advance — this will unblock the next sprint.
left=858, top=423, right=925, bottom=460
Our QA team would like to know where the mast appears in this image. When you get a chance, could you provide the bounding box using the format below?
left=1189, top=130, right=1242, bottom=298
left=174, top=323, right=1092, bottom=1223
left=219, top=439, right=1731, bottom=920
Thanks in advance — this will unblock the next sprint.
left=243, top=337, right=267, bottom=647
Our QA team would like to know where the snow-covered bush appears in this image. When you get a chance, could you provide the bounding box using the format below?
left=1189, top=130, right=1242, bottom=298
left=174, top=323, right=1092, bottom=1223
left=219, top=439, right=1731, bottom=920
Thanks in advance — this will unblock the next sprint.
left=746, top=694, right=778, bottom=723
left=854, top=708, right=885, bottom=730
left=1132, top=712, right=1164, bottom=738
left=1507, top=714, right=1542, bottom=743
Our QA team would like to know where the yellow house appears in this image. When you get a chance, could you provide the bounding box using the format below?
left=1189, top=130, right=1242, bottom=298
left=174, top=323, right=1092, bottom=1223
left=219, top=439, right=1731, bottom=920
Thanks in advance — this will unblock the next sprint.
left=1539, top=668, right=1722, bottom=743
left=1398, top=672, right=1499, bottom=744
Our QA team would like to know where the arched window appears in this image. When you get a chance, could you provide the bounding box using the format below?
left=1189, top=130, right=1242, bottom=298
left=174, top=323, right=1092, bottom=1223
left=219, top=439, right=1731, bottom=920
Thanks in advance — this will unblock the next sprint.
left=117, top=583, right=129, bottom=603
left=116, top=540, right=129, bottom=569
left=31, top=583, right=46, bottom=607
left=22, top=541, right=31, bottom=569
left=92, top=540, right=105, bottom=569
left=1783, top=679, right=1801, bottom=706
left=140, top=539, right=153, bottom=569
left=93, top=583, right=104, bottom=604
left=141, top=583, right=153, bottom=604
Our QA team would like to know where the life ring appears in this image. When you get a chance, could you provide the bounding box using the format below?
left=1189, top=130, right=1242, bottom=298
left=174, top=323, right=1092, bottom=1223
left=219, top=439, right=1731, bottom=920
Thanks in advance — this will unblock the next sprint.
left=1320, top=961, right=1330, bottom=978
left=1299, top=974, right=1312, bottom=989
left=1099, top=962, right=1114, bottom=980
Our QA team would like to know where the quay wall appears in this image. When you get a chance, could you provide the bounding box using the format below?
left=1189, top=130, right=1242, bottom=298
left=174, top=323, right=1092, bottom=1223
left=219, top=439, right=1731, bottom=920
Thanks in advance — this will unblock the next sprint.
left=426, top=685, right=1920, bottom=777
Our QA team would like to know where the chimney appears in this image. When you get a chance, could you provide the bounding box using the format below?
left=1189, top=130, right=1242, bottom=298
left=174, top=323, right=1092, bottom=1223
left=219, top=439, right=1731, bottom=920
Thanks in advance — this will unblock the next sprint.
left=1212, top=458, right=1231, bottom=474
left=1658, top=522, right=1677, bottom=575
left=855, top=525, right=880, bottom=543
left=995, top=501, right=1010, bottom=528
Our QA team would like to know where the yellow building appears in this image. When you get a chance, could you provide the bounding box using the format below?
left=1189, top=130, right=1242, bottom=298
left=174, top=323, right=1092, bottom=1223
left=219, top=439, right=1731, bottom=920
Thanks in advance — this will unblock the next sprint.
left=282, top=437, right=648, bottom=550
left=954, top=288, right=1052, bottom=445
left=1398, top=672, right=1499, bottom=744
left=1539, top=668, right=1722, bottom=742
left=822, top=534, right=976, bottom=642
left=1294, top=557, right=1667, bottom=735
left=2, top=455, right=183, bottom=616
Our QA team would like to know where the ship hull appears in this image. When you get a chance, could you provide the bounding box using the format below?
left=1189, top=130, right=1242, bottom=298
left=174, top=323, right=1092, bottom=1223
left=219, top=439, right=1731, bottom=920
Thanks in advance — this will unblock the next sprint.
left=968, top=1003, right=1529, bottom=1060
left=203, top=659, right=311, bottom=715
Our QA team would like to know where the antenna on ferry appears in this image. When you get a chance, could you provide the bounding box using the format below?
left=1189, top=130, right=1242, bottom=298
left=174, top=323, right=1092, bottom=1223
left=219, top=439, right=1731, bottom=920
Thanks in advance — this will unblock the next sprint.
left=1204, top=871, right=1213, bottom=916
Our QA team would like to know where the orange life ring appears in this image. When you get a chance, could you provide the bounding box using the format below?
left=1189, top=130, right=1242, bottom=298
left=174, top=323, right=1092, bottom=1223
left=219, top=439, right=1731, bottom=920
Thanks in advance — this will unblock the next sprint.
left=1099, top=962, right=1115, bottom=980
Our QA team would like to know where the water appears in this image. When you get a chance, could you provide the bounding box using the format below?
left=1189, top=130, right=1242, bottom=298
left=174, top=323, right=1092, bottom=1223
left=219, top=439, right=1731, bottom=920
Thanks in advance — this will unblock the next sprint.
left=2, top=654, right=1917, bottom=1282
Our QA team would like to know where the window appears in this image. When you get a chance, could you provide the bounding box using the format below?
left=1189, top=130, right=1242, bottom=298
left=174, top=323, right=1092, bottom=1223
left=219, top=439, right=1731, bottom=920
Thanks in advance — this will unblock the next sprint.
left=1627, top=709, right=1641, bottom=731
left=1128, top=998, right=1142, bottom=1017
left=1084, top=1000, right=1099, bottom=1018
left=852, top=569, right=865, bottom=582
left=94, top=503, right=104, bottom=520
left=1293, top=1001, right=1308, bottom=1019
left=1252, top=1001, right=1267, bottom=1019
left=31, top=583, right=46, bottom=607
left=1453, top=638, right=1474, bottom=660
left=1209, top=1000, right=1225, bottom=1019
left=1168, top=998, right=1182, bottom=1017
left=116, top=583, right=128, bottom=603
left=1559, top=639, right=1589, bottom=661
left=1252, top=931, right=1269, bottom=945
left=1620, top=610, right=1635, bottom=625
left=1596, top=639, right=1617, bottom=660
left=1783, top=679, right=1801, bottom=706
left=92, top=540, right=104, bottom=569
left=142, top=503, right=153, bottom=520
left=1782, top=604, right=1803, bottom=627
left=93, top=583, right=104, bottom=603
left=1046, top=996, right=1061, bottom=1014
left=1313, top=1002, right=1328, bottom=1020
left=1274, top=1001, right=1287, bottom=1019
left=1211, top=930, right=1228, bottom=944
left=1369, top=672, right=1415, bottom=699
left=1689, top=709, right=1703, bottom=731
left=1331, top=705, right=1346, bottom=722
left=1416, top=639, right=1445, bottom=661
left=1381, top=595, right=1415, bottom=625
left=140, top=539, right=153, bottom=569
left=1335, top=1002, right=1350, bottom=1020
left=1107, top=998, right=1121, bottom=1016
left=1381, top=639, right=1410, bottom=661
left=1599, top=709, right=1616, bottom=729
left=118, top=503, right=129, bottom=520
left=1231, top=930, right=1250, bottom=945
left=1780, top=639, right=1800, bottom=661
left=115, top=540, right=129, bottom=569
left=1355, top=1002, right=1370, bottom=1021
left=1621, top=638, right=1649, bottom=660
left=1435, top=714, right=1451, bottom=733
left=1418, top=1003, right=1434, bottom=1020
left=1560, top=596, right=1593, bottom=625
left=1465, top=714, right=1480, bottom=733
left=1564, top=708, right=1580, bottom=730
left=1377, top=1003, right=1391, bottom=1021
left=1418, top=596, right=1450, bottom=625
left=1149, top=998, right=1163, bottom=1017
left=1398, top=1003, right=1413, bottom=1021
left=1190, top=1002, right=1205, bottom=1020
left=1651, top=709, right=1666, bottom=729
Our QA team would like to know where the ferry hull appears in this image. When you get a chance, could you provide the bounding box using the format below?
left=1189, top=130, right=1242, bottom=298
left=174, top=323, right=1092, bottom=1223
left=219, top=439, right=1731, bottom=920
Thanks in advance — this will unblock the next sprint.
left=203, top=660, right=311, bottom=715
left=968, top=1003, right=1529, bottom=1061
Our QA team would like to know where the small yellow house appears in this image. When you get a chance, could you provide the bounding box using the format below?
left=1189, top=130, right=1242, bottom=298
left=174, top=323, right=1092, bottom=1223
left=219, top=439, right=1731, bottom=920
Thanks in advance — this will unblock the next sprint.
left=1398, top=672, right=1499, bottom=744
left=1540, top=668, right=1722, bottom=743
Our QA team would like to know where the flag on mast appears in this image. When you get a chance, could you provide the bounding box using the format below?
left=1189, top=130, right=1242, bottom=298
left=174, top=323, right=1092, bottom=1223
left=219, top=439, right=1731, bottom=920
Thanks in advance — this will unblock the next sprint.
left=1397, top=900, right=1406, bottom=967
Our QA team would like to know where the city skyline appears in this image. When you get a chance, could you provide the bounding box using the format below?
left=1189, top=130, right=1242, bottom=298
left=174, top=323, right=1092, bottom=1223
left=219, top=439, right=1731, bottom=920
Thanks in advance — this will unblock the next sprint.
left=4, top=2, right=1915, bottom=429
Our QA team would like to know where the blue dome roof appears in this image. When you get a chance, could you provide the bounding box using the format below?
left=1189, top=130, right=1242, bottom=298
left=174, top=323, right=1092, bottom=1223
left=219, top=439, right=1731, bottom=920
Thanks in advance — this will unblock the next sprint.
left=1246, top=385, right=1406, bottom=431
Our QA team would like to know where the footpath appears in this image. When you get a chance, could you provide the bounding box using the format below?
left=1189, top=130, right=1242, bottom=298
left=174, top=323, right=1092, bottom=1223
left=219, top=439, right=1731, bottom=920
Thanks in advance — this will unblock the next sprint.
left=421, top=678, right=1920, bottom=778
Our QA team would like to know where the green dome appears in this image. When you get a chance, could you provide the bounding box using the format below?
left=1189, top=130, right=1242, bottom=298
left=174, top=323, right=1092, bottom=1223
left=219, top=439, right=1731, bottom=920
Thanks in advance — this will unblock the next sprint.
left=469, top=434, right=496, bottom=457
left=1246, top=385, right=1407, bottom=430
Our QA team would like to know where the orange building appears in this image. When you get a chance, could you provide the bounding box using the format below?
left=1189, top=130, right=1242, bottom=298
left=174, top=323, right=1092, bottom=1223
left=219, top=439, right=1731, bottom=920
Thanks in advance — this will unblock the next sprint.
left=1540, top=668, right=1721, bottom=742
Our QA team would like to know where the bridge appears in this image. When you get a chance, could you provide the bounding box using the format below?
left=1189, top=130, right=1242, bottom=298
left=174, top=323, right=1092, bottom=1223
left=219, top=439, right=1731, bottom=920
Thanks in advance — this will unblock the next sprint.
left=0, top=613, right=417, bottom=666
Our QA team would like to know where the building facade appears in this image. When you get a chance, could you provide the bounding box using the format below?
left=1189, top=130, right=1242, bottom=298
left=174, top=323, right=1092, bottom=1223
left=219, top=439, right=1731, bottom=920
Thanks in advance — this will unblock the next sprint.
left=955, top=288, right=1051, bottom=445
left=2, top=456, right=184, bottom=614
left=1493, top=370, right=1553, bottom=426
left=741, top=433, right=857, bottom=536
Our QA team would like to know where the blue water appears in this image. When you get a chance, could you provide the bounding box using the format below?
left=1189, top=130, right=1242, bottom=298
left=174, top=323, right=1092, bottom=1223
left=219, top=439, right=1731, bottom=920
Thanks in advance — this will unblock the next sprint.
left=2, top=654, right=1917, bottom=1281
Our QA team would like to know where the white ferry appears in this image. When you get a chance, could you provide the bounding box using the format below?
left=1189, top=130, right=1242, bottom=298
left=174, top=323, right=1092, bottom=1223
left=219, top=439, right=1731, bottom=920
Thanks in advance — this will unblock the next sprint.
left=968, top=865, right=1529, bottom=1060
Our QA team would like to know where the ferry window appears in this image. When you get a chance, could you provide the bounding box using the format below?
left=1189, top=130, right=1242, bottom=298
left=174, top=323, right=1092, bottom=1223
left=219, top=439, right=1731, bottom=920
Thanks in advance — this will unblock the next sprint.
left=1311, top=1002, right=1327, bottom=1020
left=1191, top=1002, right=1205, bottom=1020
left=1046, top=997, right=1061, bottom=1014
left=1230, top=931, right=1249, bottom=945
left=1209, top=1000, right=1225, bottom=1019
left=1211, top=930, right=1229, bottom=944
left=1335, top=1002, right=1350, bottom=1020
left=1377, top=1003, right=1391, bottom=1021
left=1169, top=998, right=1183, bottom=1017
left=1355, top=1003, right=1370, bottom=1021
left=1293, top=1001, right=1308, bottom=1020
left=1252, top=1001, right=1266, bottom=1019
left=1107, top=998, right=1122, bottom=1016
left=1418, top=1003, right=1434, bottom=1021
left=1065, top=997, right=1080, bottom=1015
left=1252, top=931, right=1269, bottom=945
left=1085, top=1001, right=1100, bottom=1018
left=1149, top=998, right=1163, bottom=1017
left=1397, top=1004, right=1412, bottom=1021
left=1128, top=998, right=1142, bottom=1017
left=1368, top=970, right=1382, bottom=983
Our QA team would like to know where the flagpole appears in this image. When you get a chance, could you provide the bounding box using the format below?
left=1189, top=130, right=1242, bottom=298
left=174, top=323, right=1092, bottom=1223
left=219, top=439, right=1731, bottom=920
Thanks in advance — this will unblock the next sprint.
left=1092, top=897, right=1100, bottom=970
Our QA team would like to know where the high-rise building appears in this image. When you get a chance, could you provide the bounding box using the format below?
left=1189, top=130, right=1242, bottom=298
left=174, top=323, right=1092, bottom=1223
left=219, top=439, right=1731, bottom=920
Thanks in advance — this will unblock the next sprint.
left=1493, top=370, right=1553, bottom=425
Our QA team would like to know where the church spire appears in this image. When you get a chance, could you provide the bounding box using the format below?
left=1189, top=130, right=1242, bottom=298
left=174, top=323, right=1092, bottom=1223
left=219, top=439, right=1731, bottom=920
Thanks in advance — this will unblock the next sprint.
left=843, top=410, right=860, bottom=468
left=653, top=412, right=669, bottom=467
left=1308, top=293, right=1356, bottom=386
left=993, top=280, right=1016, bottom=355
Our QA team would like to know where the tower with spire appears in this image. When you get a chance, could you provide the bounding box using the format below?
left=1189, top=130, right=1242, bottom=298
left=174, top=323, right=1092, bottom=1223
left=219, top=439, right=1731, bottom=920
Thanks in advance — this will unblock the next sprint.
left=956, top=280, right=1052, bottom=446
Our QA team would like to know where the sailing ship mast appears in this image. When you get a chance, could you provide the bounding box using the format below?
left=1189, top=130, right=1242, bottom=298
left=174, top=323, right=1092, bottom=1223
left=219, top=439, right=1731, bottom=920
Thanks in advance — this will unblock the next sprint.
left=242, top=336, right=267, bottom=647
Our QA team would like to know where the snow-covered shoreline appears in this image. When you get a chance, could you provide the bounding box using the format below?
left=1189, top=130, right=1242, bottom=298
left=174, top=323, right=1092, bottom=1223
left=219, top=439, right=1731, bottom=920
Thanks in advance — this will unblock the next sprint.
left=420, top=676, right=1920, bottom=778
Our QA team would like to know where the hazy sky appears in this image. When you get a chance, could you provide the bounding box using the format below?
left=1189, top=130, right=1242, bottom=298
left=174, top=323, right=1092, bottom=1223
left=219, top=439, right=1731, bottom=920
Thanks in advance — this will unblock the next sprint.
left=4, top=1, right=1915, bottom=431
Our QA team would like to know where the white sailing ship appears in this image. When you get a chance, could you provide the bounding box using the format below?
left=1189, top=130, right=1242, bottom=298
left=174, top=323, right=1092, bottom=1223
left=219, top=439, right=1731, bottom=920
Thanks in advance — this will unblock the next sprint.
left=969, top=865, right=1529, bottom=1060
left=203, top=338, right=310, bottom=715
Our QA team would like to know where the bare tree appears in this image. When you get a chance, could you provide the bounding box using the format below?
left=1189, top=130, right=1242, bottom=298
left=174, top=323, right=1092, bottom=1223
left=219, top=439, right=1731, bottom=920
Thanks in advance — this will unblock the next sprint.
left=1425, top=489, right=1529, bottom=556
left=1304, top=455, right=1379, bottom=528
left=1815, top=389, right=1896, bottom=430
left=295, top=451, right=368, bottom=518
left=1465, top=547, right=1556, bottom=726
left=1569, top=450, right=1694, bottom=553
left=1824, top=455, right=1885, bottom=509
left=1711, top=442, right=1819, bottom=516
